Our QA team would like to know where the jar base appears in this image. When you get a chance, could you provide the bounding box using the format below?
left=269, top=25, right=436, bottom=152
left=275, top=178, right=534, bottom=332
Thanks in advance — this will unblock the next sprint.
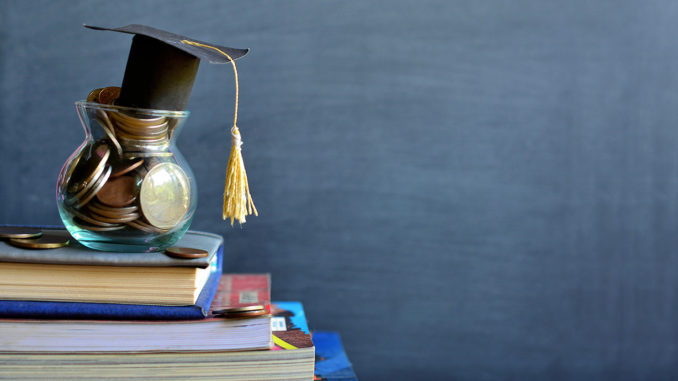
left=64, top=218, right=192, bottom=253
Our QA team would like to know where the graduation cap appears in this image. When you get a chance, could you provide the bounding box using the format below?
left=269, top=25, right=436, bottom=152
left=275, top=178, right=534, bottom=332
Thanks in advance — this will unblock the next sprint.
left=85, top=24, right=257, bottom=225
left=85, top=24, right=249, bottom=111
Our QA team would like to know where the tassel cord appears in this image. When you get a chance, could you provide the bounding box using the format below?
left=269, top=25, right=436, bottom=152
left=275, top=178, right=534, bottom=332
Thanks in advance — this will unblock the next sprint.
left=181, top=39, right=257, bottom=224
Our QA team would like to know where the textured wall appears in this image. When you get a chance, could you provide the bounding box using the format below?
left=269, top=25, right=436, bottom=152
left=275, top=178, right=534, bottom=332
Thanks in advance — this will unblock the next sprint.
left=3, top=1, right=678, bottom=379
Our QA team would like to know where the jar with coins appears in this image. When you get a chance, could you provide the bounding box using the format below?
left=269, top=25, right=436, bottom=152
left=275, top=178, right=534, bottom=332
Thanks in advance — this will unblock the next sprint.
left=56, top=98, right=197, bottom=252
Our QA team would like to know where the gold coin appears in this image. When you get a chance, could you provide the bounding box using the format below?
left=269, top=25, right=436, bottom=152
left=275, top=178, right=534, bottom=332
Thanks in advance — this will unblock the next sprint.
left=0, top=227, right=43, bottom=239
left=9, top=232, right=70, bottom=249
left=97, top=87, right=120, bottom=105
left=139, top=163, right=190, bottom=230
left=87, top=88, right=103, bottom=102
left=165, top=247, right=209, bottom=259
left=75, top=165, right=112, bottom=208
left=67, top=144, right=110, bottom=195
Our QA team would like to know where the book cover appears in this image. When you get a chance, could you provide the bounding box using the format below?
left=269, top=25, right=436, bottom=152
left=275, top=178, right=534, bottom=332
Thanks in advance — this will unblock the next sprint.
left=313, top=331, right=359, bottom=381
left=270, top=301, right=314, bottom=350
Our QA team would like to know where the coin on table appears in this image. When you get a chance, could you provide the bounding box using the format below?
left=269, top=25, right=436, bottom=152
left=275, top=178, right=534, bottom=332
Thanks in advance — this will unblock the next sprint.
left=213, top=305, right=268, bottom=318
left=165, top=247, right=209, bottom=259
left=139, top=162, right=190, bottom=229
left=9, top=232, right=70, bottom=249
left=111, top=159, right=144, bottom=178
left=97, top=86, right=120, bottom=105
left=96, top=176, right=137, bottom=207
left=87, top=88, right=103, bottom=102
left=0, top=227, right=43, bottom=239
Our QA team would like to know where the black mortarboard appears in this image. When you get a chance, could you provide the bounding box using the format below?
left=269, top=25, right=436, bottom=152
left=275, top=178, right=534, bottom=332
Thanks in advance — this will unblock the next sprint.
left=84, top=24, right=249, bottom=111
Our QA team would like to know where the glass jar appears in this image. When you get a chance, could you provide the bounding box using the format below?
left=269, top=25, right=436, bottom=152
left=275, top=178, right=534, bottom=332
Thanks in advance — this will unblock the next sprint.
left=57, top=101, right=197, bottom=252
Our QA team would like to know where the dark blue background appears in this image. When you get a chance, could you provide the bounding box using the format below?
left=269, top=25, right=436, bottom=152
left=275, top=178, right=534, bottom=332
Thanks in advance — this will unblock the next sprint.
left=2, top=1, right=678, bottom=379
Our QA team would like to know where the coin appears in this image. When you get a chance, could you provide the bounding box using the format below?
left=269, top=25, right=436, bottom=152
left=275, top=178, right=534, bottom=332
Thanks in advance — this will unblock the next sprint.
left=126, top=219, right=168, bottom=234
left=111, top=159, right=144, bottom=178
left=165, top=247, right=209, bottom=259
left=87, top=88, right=103, bottom=102
left=96, top=176, right=137, bottom=207
left=97, top=86, right=120, bottom=105
left=87, top=211, right=139, bottom=224
left=72, top=218, right=125, bottom=232
left=71, top=207, right=120, bottom=227
left=61, top=150, right=84, bottom=185
left=88, top=200, right=138, bottom=215
left=0, top=227, right=43, bottom=239
left=97, top=119, right=123, bottom=157
left=67, top=144, right=110, bottom=195
left=215, top=305, right=266, bottom=313
left=110, top=111, right=165, bottom=127
left=139, top=162, right=190, bottom=229
left=213, top=308, right=269, bottom=319
left=75, top=165, right=112, bottom=208
left=9, top=232, right=70, bottom=249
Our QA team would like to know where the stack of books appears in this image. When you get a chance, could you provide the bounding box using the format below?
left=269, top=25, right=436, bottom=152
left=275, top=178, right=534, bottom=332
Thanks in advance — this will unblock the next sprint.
left=0, top=228, right=318, bottom=380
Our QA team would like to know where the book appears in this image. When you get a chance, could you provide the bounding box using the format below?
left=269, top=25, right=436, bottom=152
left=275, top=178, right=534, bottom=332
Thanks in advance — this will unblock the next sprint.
left=0, top=274, right=272, bottom=352
left=0, top=229, right=222, bottom=306
left=0, top=245, right=222, bottom=320
left=313, top=331, right=359, bottom=381
left=0, top=300, right=314, bottom=381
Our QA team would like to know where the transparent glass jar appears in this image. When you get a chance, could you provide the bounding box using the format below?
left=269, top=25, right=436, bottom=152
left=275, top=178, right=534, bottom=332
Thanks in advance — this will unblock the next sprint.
left=57, top=101, right=197, bottom=252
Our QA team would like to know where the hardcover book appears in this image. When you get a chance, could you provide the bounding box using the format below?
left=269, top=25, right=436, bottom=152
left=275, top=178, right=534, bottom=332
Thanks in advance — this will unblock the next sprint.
left=0, top=229, right=222, bottom=309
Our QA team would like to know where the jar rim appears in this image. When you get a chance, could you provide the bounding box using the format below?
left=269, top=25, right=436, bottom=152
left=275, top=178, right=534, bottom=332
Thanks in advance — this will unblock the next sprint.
left=75, top=101, right=190, bottom=118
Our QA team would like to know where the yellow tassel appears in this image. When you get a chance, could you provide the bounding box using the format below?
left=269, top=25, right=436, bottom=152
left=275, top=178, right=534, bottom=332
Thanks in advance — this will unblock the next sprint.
left=181, top=39, right=257, bottom=225
left=223, top=125, right=258, bottom=225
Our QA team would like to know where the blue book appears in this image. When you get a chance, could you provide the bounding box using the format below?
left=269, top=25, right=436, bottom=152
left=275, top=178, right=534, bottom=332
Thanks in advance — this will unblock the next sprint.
left=314, top=331, right=359, bottom=381
left=0, top=229, right=223, bottom=320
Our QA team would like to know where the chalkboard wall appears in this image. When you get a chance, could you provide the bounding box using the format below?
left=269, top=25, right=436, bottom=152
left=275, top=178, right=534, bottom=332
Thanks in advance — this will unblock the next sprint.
left=2, top=1, right=678, bottom=379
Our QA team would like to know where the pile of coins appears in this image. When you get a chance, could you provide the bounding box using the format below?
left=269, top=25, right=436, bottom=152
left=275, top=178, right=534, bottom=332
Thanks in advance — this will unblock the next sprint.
left=61, top=87, right=191, bottom=236
left=0, top=227, right=70, bottom=250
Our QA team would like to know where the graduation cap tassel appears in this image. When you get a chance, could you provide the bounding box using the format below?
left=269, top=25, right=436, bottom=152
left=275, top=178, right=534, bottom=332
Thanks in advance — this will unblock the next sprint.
left=181, top=40, right=258, bottom=225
